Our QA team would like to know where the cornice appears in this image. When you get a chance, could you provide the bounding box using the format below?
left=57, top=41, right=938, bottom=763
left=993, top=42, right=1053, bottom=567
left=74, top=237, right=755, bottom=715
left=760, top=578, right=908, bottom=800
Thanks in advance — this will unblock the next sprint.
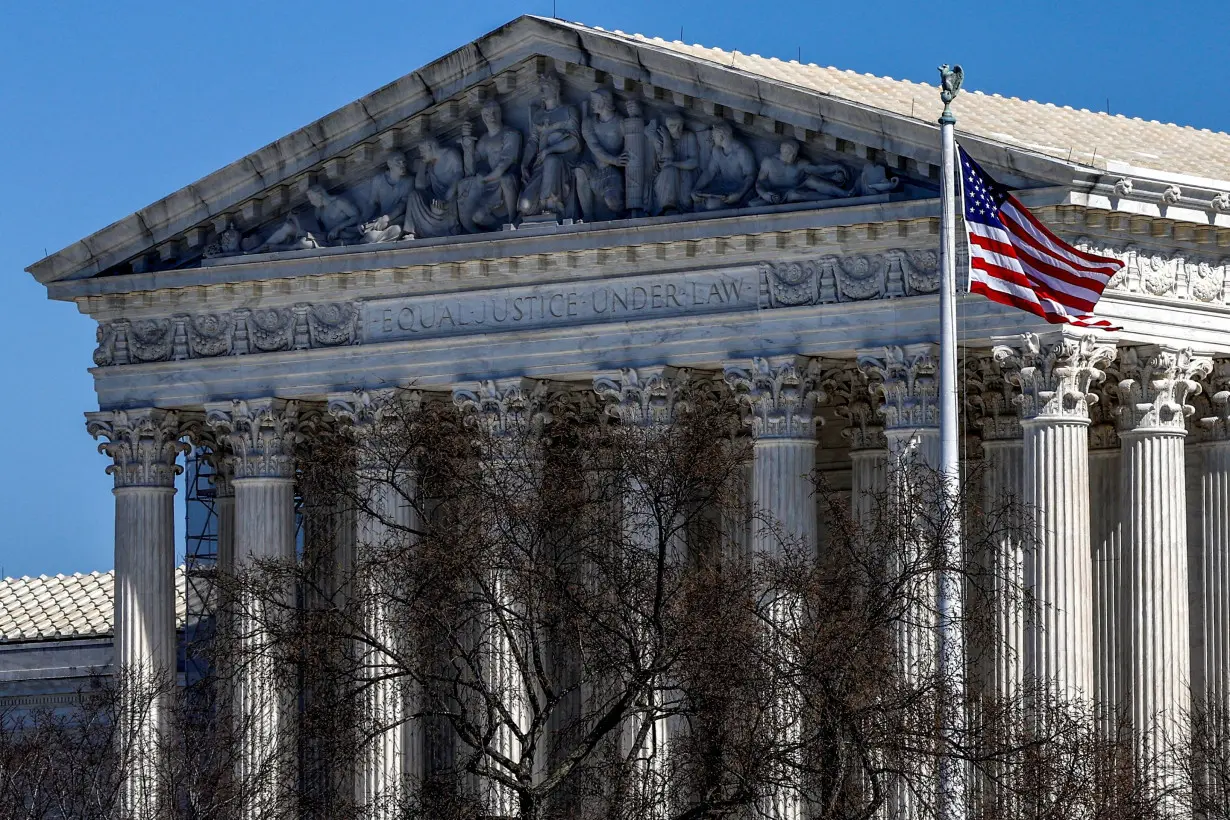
left=59, top=206, right=943, bottom=308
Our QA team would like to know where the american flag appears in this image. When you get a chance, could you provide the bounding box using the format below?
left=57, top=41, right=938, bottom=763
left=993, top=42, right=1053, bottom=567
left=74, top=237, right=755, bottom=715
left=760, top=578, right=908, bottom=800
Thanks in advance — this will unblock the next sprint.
left=959, top=145, right=1122, bottom=330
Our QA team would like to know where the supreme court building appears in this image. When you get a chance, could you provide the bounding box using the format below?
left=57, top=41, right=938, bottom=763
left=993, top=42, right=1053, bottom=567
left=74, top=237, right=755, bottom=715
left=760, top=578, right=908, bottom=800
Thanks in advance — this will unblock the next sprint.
left=13, top=13, right=1230, bottom=818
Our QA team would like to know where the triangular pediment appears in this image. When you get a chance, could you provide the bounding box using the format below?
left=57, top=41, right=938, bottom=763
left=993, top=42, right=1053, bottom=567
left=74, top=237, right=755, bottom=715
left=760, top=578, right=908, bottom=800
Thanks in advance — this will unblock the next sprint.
left=25, top=16, right=1126, bottom=286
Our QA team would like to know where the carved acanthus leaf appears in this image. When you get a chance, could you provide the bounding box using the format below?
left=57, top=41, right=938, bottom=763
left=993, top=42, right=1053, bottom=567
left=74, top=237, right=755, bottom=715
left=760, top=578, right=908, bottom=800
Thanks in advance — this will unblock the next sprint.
left=204, top=398, right=303, bottom=479
left=453, top=378, right=553, bottom=439
left=992, top=331, right=1116, bottom=421
left=1117, top=346, right=1213, bottom=433
left=966, top=356, right=1021, bottom=441
left=724, top=356, right=825, bottom=439
left=593, top=367, right=692, bottom=428
left=857, top=344, right=938, bottom=432
left=1194, top=359, right=1230, bottom=442
left=86, top=409, right=189, bottom=489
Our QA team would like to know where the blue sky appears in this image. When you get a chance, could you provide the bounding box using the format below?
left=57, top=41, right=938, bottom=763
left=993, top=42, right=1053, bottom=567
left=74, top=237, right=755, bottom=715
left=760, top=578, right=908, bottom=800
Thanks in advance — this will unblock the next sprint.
left=2, top=1, right=1227, bottom=579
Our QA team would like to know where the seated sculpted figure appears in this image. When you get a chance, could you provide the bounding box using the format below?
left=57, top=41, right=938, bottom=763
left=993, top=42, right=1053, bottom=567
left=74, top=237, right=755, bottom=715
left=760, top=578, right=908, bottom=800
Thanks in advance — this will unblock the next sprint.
left=358, top=152, right=413, bottom=243
left=457, top=100, right=522, bottom=232
left=404, top=137, right=464, bottom=239
left=519, top=72, right=582, bottom=219
left=249, top=185, right=361, bottom=253
left=646, top=111, right=699, bottom=215
left=749, top=139, right=851, bottom=206
left=852, top=163, right=901, bottom=196
left=574, top=88, right=627, bottom=221
left=691, top=122, right=756, bottom=211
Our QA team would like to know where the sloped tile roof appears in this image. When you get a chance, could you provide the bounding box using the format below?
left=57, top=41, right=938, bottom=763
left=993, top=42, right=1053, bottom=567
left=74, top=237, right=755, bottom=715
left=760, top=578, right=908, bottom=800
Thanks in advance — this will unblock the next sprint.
left=0, top=568, right=187, bottom=643
left=581, top=23, right=1230, bottom=181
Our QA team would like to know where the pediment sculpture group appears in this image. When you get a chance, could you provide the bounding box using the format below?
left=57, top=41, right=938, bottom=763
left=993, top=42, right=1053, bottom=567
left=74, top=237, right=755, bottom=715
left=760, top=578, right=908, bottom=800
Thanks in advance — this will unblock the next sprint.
left=208, top=72, right=903, bottom=258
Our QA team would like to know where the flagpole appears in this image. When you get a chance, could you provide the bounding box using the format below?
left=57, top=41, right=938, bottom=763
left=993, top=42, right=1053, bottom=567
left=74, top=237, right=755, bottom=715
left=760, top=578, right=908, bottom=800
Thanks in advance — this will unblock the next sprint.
left=937, top=64, right=965, bottom=820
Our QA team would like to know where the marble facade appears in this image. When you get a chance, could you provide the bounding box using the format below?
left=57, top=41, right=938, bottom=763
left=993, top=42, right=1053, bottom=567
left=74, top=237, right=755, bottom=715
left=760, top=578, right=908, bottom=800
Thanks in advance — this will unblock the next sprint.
left=20, top=14, right=1230, bottom=820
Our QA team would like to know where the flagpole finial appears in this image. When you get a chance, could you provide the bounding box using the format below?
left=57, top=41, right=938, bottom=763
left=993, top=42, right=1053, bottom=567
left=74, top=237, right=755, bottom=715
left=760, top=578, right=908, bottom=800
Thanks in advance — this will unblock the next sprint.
left=938, top=64, right=963, bottom=125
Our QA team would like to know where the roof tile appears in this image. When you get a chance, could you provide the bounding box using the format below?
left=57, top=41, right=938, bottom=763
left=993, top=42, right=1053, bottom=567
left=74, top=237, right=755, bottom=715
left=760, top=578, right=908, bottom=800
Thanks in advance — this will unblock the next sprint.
left=0, top=568, right=188, bottom=642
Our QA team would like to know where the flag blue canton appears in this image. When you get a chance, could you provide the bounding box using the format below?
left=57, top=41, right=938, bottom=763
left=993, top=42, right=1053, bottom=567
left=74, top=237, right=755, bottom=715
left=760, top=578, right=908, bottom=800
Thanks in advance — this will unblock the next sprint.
left=959, top=148, right=1008, bottom=227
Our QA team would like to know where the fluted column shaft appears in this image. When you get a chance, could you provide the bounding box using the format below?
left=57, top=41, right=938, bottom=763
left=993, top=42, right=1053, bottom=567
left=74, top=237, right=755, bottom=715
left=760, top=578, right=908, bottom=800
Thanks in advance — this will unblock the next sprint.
left=331, top=387, right=426, bottom=817
left=850, top=449, right=888, bottom=527
left=215, top=472, right=236, bottom=574
left=726, top=356, right=823, bottom=820
left=87, top=409, right=186, bottom=820
left=858, top=345, right=940, bottom=820
left=980, top=438, right=1025, bottom=704
left=206, top=398, right=302, bottom=820
left=1022, top=417, right=1094, bottom=701
left=596, top=367, right=696, bottom=819
left=1115, top=346, right=1211, bottom=812
left=1088, top=446, right=1122, bottom=730
left=455, top=379, right=555, bottom=819
left=1196, top=437, right=1230, bottom=719
left=354, top=467, right=419, bottom=815
left=1120, top=430, right=1189, bottom=771
left=993, top=332, right=1116, bottom=713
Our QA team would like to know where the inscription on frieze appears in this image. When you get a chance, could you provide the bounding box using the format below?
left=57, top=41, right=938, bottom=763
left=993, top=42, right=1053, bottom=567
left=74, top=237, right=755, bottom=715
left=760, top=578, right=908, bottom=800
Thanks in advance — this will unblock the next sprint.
left=91, top=247, right=939, bottom=366
left=363, top=269, right=759, bottom=344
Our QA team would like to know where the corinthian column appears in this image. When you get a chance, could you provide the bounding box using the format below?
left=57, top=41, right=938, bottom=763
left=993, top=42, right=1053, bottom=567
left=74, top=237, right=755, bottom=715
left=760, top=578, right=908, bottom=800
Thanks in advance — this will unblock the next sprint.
left=833, top=368, right=888, bottom=529
left=724, top=356, right=823, bottom=820
left=1116, top=346, right=1212, bottom=802
left=329, top=389, right=423, bottom=818
left=205, top=398, right=303, bottom=820
left=992, top=331, right=1114, bottom=708
left=454, top=378, right=552, bottom=819
left=857, top=344, right=939, bottom=820
left=86, top=408, right=187, bottom=820
left=1193, top=361, right=1230, bottom=719
left=1088, top=384, right=1122, bottom=734
left=858, top=344, right=940, bottom=676
left=594, top=367, right=692, bottom=819
left=967, top=358, right=1025, bottom=707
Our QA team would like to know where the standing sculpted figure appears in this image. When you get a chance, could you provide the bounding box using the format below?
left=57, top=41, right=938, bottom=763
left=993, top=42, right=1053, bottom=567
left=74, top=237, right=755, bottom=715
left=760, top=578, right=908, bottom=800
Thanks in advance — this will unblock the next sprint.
left=646, top=111, right=700, bottom=215
left=358, top=152, right=413, bottom=243
left=748, top=139, right=851, bottom=205
left=250, top=185, right=361, bottom=253
left=574, top=88, right=628, bottom=221
left=404, top=137, right=463, bottom=239
left=457, top=100, right=523, bottom=232
left=690, top=122, right=756, bottom=211
left=518, top=72, right=582, bottom=219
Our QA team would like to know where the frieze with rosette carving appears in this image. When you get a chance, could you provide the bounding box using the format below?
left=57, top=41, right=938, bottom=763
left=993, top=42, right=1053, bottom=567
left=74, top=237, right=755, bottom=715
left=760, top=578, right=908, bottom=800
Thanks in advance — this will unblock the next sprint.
left=761, top=248, right=940, bottom=307
left=94, top=301, right=360, bottom=366
left=1073, top=237, right=1229, bottom=305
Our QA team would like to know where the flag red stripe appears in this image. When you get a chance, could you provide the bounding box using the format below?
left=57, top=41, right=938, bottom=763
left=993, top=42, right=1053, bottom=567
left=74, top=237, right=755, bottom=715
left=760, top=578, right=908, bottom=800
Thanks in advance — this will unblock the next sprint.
left=969, top=232, right=1102, bottom=306
left=970, top=258, right=1096, bottom=314
left=971, top=278, right=1119, bottom=329
left=996, top=207, right=1120, bottom=282
left=1002, top=195, right=1126, bottom=269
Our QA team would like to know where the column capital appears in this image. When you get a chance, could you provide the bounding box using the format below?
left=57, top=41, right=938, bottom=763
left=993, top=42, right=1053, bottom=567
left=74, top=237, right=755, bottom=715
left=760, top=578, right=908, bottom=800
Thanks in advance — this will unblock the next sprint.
left=826, top=365, right=886, bottom=451
left=86, top=408, right=188, bottom=489
left=453, top=378, right=552, bottom=438
left=593, top=367, right=692, bottom=428
left=203, top=398, right=303, bottom=480
left=1088, top=384, right=1121, bottom=450
left=856, top=343, right=938, bottom=431
left=991, top=330, right=1116, bottom=422
left=1190, top=358, right=1230, bottom=443
left=183, top=418, right=237, bottom=497
left=723, top=356, right=825, bottom=440
left=327, top=388, right=422, bottom=429
left=1116, top=346, right=1213, bottom=435
left=967, top=356, right=1022, bottom=441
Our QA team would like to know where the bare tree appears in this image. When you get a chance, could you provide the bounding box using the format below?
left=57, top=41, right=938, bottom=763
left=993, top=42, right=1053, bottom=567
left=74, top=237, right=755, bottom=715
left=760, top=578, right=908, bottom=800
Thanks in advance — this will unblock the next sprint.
left=1, top=384, right=1198, bottom=820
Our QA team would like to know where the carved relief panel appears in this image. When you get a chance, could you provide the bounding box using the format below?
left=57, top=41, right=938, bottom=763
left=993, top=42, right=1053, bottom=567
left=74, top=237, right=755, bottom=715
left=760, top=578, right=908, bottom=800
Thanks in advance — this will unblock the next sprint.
left=159, top=62, right=934, bottom=272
